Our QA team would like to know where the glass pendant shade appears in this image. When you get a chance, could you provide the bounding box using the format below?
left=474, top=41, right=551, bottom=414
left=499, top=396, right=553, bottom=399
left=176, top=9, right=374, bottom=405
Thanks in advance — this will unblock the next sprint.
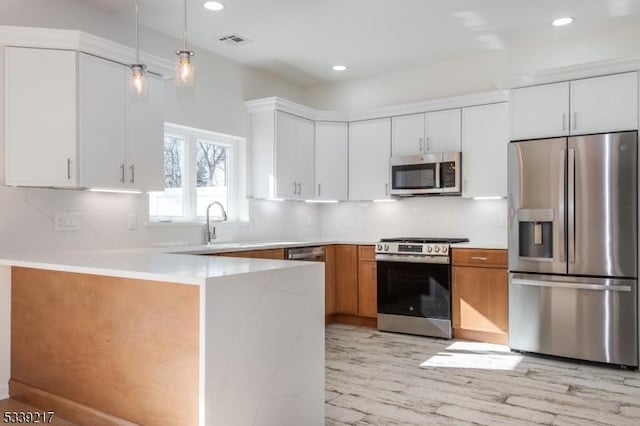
left=175, top=50, right=195, bottom=86
left=129, top=64, right=149, bottom=103
left=130, top=0, right=148, bottom=103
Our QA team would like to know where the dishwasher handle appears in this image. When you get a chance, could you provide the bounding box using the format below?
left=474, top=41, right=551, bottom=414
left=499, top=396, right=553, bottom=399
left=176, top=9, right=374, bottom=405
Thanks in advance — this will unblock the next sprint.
left=286, top=246, right=326, bottom=261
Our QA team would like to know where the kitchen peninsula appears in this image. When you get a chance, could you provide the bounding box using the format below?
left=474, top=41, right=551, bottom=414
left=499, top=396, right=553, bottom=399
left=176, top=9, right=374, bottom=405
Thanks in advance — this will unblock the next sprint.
left=0, top=250, right=325, bottom=426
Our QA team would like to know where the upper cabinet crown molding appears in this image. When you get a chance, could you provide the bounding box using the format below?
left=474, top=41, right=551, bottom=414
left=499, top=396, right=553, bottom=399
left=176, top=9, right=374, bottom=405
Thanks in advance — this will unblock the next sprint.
left=499, top=55, right=640, bottom=90
left=245, top=90, right=508, bottom=123
left=0, top=25, right=173, bottom=76
left=245, top=97, right=325, bottom=121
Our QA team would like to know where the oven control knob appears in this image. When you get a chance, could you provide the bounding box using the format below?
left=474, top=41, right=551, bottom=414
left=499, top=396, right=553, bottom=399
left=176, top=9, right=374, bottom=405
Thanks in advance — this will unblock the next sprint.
left=377, top=244, right=383, bottom=251
left=427, top=246, right=433, bottom=253
left=442, top=246, right=448, bottom=254
left=435, top=246, right=440, bottom=253
left=384, top=244, right=390, bottom=251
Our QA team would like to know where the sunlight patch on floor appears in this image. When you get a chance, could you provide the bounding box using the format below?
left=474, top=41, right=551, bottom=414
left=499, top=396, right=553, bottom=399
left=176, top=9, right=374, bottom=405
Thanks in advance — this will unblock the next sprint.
left=420, top=340, right=523, bottom=370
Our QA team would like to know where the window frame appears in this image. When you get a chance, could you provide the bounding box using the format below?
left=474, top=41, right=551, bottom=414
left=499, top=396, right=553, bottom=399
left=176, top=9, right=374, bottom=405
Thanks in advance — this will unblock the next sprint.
left=149, top=123, right=246, bottom=223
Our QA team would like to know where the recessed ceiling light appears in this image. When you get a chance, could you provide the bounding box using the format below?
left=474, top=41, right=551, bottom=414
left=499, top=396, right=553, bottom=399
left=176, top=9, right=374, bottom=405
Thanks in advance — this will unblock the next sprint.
left=203, top=1, right=224, bottom=11
left=332, top=65, right=347, bottom=71
left=552, top=17, right=574, bottom=27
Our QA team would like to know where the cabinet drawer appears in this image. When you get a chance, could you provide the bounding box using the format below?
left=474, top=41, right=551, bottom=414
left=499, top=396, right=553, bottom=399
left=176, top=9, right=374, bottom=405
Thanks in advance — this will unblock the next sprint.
left=452, top=248, right=507, bottom=268
left=358, top=245, right=376, bottom=262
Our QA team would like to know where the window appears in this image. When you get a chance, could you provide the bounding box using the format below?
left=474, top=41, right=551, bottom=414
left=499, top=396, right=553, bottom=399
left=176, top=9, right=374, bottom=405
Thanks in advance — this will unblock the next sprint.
left=149, top=124, right=245, bottom=222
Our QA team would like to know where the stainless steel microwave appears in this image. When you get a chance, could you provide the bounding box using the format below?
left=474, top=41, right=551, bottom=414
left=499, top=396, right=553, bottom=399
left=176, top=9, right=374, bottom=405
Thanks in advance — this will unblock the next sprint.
left=390, top=152, right=461, bottom=196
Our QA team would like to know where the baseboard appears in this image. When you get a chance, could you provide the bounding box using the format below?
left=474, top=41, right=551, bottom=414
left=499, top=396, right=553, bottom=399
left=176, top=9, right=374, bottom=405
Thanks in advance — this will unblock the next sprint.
left=329, top=314, right=377, bottom=329
left=9, top=380, right=136, bottom=426
left=0, top=384, right=8, bottom=400
left=453, top=328, right=508, bottom=345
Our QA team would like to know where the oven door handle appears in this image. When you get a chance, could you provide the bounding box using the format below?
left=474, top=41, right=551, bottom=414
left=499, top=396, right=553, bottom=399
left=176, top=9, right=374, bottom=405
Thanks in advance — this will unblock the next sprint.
left=375, top=254, right=450, bottom=264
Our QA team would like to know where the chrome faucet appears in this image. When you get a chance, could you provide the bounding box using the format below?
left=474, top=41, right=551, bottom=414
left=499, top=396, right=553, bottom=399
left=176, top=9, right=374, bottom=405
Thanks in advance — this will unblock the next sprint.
left=205, top=201, right=228, bottom=244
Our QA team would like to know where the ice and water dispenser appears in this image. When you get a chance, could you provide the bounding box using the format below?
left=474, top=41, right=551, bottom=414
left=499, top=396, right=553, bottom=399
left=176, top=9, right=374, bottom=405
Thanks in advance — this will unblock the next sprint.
left=517, top=209, right=554, bottom=259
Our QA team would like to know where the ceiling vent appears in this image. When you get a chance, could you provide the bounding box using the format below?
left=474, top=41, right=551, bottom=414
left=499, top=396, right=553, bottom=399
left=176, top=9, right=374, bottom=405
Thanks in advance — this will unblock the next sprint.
left=218, top=34, right=250, bottom=45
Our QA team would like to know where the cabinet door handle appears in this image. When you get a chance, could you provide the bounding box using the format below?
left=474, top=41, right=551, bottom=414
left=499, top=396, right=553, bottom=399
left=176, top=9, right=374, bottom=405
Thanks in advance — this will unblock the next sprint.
left=120, top=164, right=125, bottom=183
left=318, top=183, right=321, bottom=197
left=562, top=113, right=567, bottom=131
left=573, top=112, right=577, bottom=131
left=426, top=136, right=431, bottom=151
left=67, top=158, right=71, bottom=180
left=297, top=182, right=302, bottom=195
left=471, top=256, right=488, bottom=261
left=129, top=165, right=135, bottom=184
left=385, top=183, right=389, bottom=195
left=419, top=137, right=424, bottom=152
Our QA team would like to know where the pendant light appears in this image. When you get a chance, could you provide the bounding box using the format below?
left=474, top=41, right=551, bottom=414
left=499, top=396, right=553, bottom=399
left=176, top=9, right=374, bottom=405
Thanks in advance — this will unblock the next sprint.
left=130, top=0, right=149, bottom=102
left=175, top=0, right=195, bottom=86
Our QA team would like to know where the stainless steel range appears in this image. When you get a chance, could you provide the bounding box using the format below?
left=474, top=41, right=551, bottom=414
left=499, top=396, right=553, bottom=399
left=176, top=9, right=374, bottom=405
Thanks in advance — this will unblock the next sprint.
left=376, top=237, right=468, bottom=338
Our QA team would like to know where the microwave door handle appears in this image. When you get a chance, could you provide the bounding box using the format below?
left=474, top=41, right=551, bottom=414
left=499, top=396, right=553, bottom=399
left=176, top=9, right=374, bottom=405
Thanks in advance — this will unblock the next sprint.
left=435, top=163, right=441, bottom=189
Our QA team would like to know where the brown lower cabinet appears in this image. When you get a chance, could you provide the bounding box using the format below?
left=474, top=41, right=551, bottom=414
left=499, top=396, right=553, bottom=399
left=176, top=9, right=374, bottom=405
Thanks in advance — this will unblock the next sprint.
left=334, top=245, right=358, bottom=314
left=215, top=248, right=285, bottom=260
left=452, top=248, right=508, bottom=345
left=324, top=245, right=336, bottom=319
left=327, top=244, right=377, bottom=328
left=357, top=246, right=377, bottom=318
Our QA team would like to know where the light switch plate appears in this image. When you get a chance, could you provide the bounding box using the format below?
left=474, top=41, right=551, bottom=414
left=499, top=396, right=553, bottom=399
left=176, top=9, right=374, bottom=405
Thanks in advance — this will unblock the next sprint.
left=128, top=213, right=138, bottom=230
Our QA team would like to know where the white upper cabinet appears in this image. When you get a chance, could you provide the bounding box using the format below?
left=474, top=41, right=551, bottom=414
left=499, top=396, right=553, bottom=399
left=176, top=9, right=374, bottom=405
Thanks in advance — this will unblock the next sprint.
left=315, top=122, right=348, bottom=201
left=570, top=72, right=638, bottom=135
left=295, top=116, right=316, bottom=199
left=511, top=82, right=570, bottom=141
left=511, top=72, right=639, bottom=140
left=79, top=53, right=126, bottom=189
left=349, top=118, right=392, bottom=201
left=392, top=113, right=425, bottom=155
left=275, top=111, right=298, bottom=198
left=462, top=102, right=509, bottom=198
left=5, top=48, right=78, bottom=187
left=426, top=109, right=461, bottom=152
left=125, top=73, right=165, bottom=192
left=5, top=47, right=164, bottom=191
left=272, top=111, right=315, bottom=200
left=392, top=109, right=461, bottom=155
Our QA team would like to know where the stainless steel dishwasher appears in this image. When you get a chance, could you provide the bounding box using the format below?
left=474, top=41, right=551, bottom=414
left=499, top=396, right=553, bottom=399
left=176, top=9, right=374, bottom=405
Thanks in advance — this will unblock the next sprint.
left=285, top=246, right=325, bottom=262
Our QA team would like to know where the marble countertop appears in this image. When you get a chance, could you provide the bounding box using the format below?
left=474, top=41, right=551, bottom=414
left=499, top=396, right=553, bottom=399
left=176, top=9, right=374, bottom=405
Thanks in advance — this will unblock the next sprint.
left=164, top=238, right=507, bottom=254
left=166, top=239, right=377, bottom=255
left=0, top=250, right=317, bottom=286
left=0, top=238, right=506, bottom=285
left=451, top=241, right=508, bottom=250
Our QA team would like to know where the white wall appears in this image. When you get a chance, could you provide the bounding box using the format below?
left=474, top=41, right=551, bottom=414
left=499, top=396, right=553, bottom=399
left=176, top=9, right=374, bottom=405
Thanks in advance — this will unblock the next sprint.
left=320, top=198, right=507, bottom=244
left=303, top=23, right=640, bottom=110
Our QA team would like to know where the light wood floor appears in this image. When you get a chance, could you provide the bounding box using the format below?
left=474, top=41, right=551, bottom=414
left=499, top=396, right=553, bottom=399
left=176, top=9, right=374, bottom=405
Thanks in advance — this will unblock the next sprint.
left=0, top=399, right=74, bottom=425
left=326, top=324, right=640, bottom=425
left=3, top=324, right=640, bottom=425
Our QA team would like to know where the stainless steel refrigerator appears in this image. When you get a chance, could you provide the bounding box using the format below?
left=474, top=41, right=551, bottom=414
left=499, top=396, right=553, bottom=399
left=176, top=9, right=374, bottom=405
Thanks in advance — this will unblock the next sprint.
left=508, top=131, right=639, bottom=367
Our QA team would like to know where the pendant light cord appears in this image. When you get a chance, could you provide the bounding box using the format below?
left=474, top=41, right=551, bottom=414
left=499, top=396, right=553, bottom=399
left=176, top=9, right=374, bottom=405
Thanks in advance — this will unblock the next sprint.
left=183, top=0, right=188, bottom=51
left=135, top=0, right=140, bottom=63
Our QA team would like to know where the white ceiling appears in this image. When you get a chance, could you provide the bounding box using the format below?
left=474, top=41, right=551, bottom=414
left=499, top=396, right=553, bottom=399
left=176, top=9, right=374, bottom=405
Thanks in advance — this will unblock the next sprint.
left=82, top=0, right=640, bottom=86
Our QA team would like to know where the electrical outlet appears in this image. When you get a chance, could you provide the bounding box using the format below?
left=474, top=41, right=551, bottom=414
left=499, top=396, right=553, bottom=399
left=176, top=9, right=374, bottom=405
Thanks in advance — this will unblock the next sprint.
left=54, top=212, right=80, bottom=232
left=128, top=213, right=138, bottom=230
left=499, top=214, right=508, bottom=228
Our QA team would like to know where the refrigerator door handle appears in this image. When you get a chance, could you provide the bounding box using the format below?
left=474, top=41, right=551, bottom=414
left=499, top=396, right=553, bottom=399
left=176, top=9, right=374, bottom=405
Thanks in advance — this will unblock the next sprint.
left=567, top=148, right=576, bottom=264
left=512, top=278, right=632, bottom=292
left=559, top=148, right=566, bottom=263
